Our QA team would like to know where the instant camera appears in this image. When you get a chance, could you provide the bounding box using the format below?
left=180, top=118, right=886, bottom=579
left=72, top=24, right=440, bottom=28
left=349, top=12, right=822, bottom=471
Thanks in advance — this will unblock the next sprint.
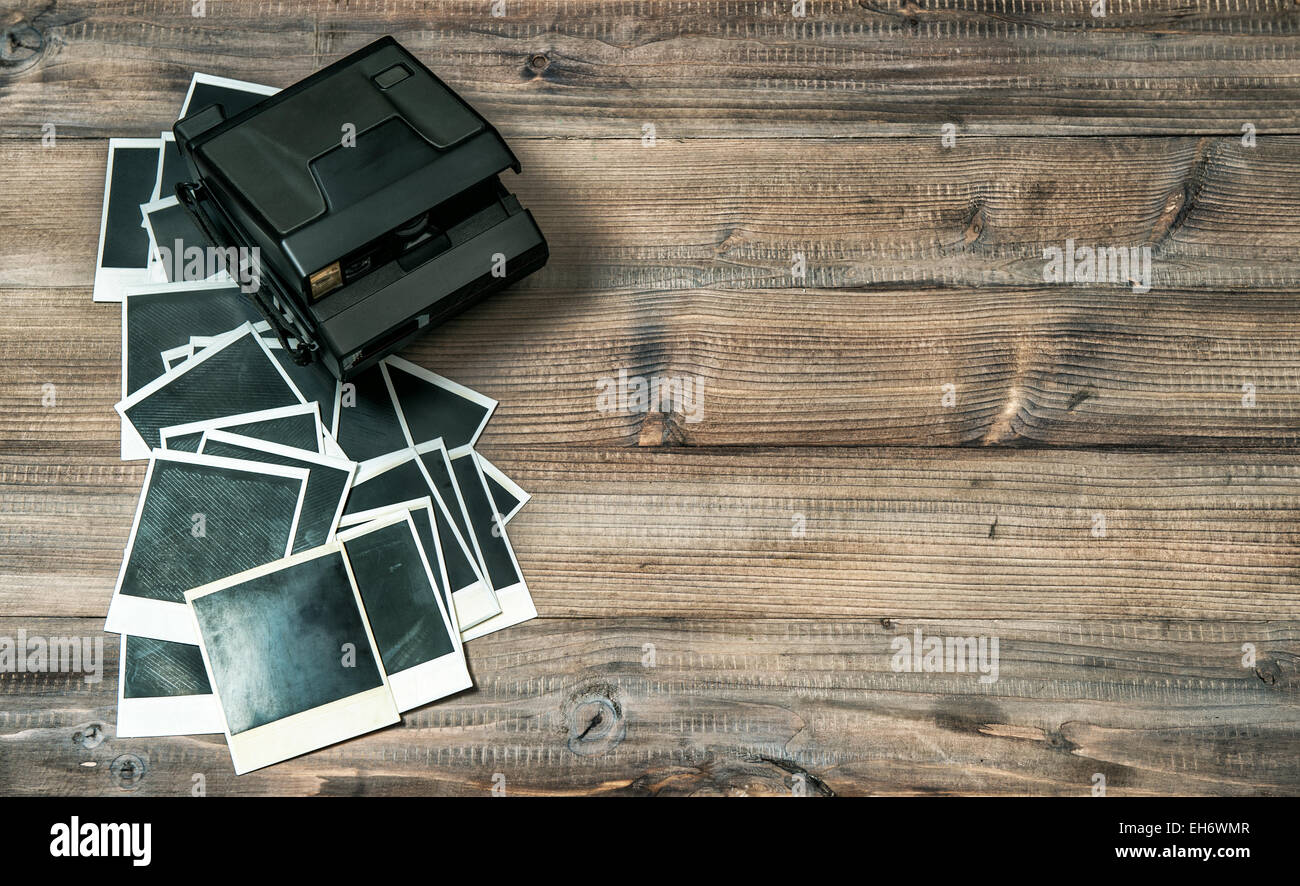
left=173, top=36, right=548, bottom=380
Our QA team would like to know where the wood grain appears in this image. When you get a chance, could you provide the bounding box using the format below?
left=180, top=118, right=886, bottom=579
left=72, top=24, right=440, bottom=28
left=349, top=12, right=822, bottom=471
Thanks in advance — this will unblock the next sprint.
left=1, top=0, right=1297, bottom=797
left=3, top=136, right=1300, bottom=449
left=1, top=617, right=1294, bottom=796
left=6, top=447, right=1300, bottom=621
left=7, top=137, right=1300, bottom=292
left=5, top=282, right=1300, bottom=451
left=1, top=0, right=1298, bottom=137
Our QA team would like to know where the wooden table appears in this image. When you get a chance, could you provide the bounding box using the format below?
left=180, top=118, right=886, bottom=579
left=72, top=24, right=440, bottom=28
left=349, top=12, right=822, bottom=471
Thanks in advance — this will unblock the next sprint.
left=1, top=0, right=1297, bottom=796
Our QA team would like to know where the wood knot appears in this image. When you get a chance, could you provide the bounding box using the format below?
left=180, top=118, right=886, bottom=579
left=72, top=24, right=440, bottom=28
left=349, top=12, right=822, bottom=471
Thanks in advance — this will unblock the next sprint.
left=0, top=21, right=43, bottom=71
left=109, top=753, right=146, bottom=790
left=963, top=200, right=986, bottom=246
left=528, top=53, right=550, bottom=72
left=715, top=229, right=746, bottom=253
left=1254, top=659, right=1284, bottom=686
left=562, top=680, right=626, bottom=757
left=636, top=409, right=668, bottom=446
left=72, top=723, right=105, bottom=749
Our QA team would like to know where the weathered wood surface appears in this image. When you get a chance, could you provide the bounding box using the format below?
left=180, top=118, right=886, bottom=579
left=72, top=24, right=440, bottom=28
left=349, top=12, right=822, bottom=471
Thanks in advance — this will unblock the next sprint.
left=1, top=0, right=1299, bottom=137
left=11, top=137, right=1300, bottom=293
left=1, top=617, right=1295, bottom=796
left=7, top=282, right=1300, bottom=450
left=6, top=447, right=1300, bottom=621
left=4, top=136, right=1300, bottom=449
left=0, top=0, right=1297, bottom=796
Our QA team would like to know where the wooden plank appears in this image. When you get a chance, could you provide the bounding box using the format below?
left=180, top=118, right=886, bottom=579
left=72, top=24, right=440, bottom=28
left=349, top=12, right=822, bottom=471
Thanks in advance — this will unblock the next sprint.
left=6, top=137, right=1300, bottom=292
left=5, top=448, right=1300, bottom=621
left=3, top=133, right=1299, bottom=448
left=0, top=617, right=1294, bottom=796
left=1, top=1, right=1298, bottom=137
left=5, top=282, right=1300, bottom=450
left=454, top=289, right=1300, bottom=451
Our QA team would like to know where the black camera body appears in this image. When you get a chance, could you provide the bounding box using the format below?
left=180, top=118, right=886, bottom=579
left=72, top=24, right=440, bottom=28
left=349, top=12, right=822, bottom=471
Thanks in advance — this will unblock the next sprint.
left=173, top=36, right=548, bottom=380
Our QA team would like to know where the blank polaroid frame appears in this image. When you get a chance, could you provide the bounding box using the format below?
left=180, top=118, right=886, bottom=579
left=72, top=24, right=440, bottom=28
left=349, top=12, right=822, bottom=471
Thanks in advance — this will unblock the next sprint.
left=338, top=449, right=432, bottom=526
left=104, top=449, right=308, bottom=645
left=478, top=455, right=530, bottom=525
left=452, top=450, right=537, bottom=642
left=331, top=364, right=409, bottom=468
left=141, top=196, right=230, bottom=285
left=94, top=138, right=163, bottom=302
left=270, top=348, right=341, bottom=439
left=413, top=439, right=482, bottom=574
left=161, top=343, right=193, bottom=372
left=338, top=449, right=499, bottom=631
left=189, top=328, right=273, bottom=352
left=206, top=331, right=341, bottom=436
left=116, top=323, right=309, bottom=459
left=179, top=73, right=278, bottom=120
left=185, top=543, right=400, bottom=775
left=116, top=635, right=223, bottom=737
left=318, top=430, right=348, bottom=461
left=382, top=356, right=497, bottom=454
left=197, top=430, right=356, bottom=553
left=399, top=502, right=457, bottom=627
left=121, top=279, right=256, bottom=458
left=149, top=132, right=183, bottom=203
left=337, top=513, right=471, bottom=711
left=120, top=278, right=261, bottom=395
left=160, top=402, right=323, bottom=455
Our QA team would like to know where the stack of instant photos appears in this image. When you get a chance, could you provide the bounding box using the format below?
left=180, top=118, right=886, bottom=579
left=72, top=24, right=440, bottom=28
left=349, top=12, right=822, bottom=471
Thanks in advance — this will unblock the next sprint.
left=94, top=74, right=533, bottom=774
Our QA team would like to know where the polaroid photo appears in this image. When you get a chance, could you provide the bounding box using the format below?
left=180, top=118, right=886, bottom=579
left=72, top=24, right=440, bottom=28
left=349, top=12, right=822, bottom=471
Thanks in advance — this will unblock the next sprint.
left=478, top=455, right=530, bottom=525
left=319, top=432, right=348, bottom=461
left=160, top=343, right=193, bottom=372
left=141, top=196, right=230, bottom=285
left=160, top=402, right=323, bottom=455
left=104, top=449, right=308, bottom=645
left=338, top=513, right=471, bottom=711
left=414, top=440, right=482, bottom=574
left=338, top=496, right=452, bottom=616
left=451, top=450, right=537, bottom=642
left=332, top=364, right=409, bottom=467
left=185, top=543, right=400, bottom=774
left=338, top=449, right=499, bottom=630
left=94, top=138, right=163, bottom=302
left=116, top=635, right=223, bottom=738
left=401, top=501, right=456, bottom=622
left=149, top=132, right=184, bottom=203
left=179, top=73, right=278, bottom=120
left=121, top=279, right=263, bottom=458
left=188, top=331, right=340, bottom=439
left=272, top=348, right=341, bottom=438
left=121, top=280, right=262, bottom=399
left=206, top=347, right=350, bottom=460
left=382, top=356, right=497, bottom=454
left=190, top=331, right=280, bottom=354
left=198, top=430, right=355, bottom=553
left=116, top=323, right=309, bottom=459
